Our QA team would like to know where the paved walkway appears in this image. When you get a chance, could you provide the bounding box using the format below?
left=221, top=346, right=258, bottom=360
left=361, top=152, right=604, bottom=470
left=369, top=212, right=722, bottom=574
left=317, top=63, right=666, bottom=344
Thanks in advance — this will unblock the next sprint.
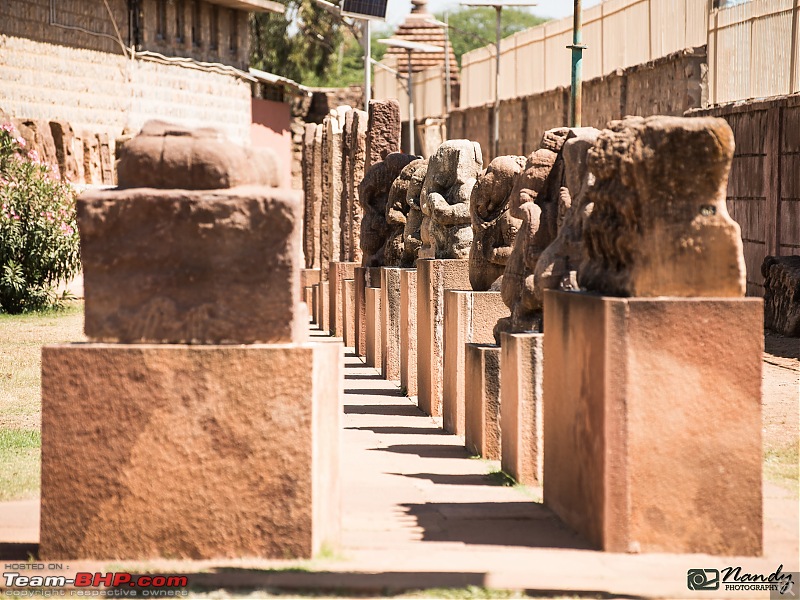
left=0, top=327, right=797, bottom=598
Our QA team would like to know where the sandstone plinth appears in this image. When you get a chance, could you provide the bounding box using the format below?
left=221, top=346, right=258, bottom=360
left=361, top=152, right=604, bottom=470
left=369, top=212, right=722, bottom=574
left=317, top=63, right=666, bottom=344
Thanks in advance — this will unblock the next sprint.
left=400, top=269, right=418, bottom=397
left=330, top=261, right=357, bottom=338
left=465, top=344, right=501, bottom=460
left=365, top=286, right=382, bottom=368
left=380, top=267, right=403, bottom=381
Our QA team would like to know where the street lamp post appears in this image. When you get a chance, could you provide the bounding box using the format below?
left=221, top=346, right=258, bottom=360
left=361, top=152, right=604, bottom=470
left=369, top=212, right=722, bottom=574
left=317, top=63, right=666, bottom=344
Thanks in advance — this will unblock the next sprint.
left=567, top=0, right=586, bottom=127
left=378, top=38, right=443, bottom=156
left=422, top=15, right=453, bottom=117
left=460, top=0, right=536, bottom=159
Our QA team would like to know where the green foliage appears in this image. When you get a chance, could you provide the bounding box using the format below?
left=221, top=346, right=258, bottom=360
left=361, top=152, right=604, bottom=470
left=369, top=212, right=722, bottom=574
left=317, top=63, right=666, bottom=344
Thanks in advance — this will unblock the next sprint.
left=0, top=125, right=81, bottom=314
left=435, top=7, right=548, bottom=66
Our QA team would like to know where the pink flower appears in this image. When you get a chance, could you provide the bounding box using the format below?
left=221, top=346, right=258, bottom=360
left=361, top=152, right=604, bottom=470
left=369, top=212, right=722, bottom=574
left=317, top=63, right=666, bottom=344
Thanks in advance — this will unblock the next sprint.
left=60, top=222, right=74, bottom=235
left=12, top=214, right=20, bottom=221
left=15, top=137, right=25, bottom=148
left=1, top=123, right=14, bottom=133
left=27, top=149, right=39, bottom=163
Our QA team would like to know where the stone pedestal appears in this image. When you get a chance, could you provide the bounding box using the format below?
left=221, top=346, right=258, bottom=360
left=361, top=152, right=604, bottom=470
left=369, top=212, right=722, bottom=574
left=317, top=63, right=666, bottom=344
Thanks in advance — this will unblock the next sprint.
left=40, top=342, right=342, bottom=560
left=465, top=344, right=501, bottom=460
left=343, top=279, right=356, bottom=348
left=417, top=259, right=470, bottom=417
left=355, top=267, right=380, bottom=357
left=380, top=267, right=403, bottom=381
left=320, top=280, right=331, bottom=333
left=400, top=269, right=418, bottom=397
left=365, top=286, right=382, bottom=368
left=543, top=291, right=763, bottom=555
left=302, top=269, right=321, bottom=324
left=330, top=261, right=357, bottom=338
left=499, top=332, right=544, bottom=486
left=442, top=291, right=508, bottom=435
left=312, top=283, right=321, bottom=325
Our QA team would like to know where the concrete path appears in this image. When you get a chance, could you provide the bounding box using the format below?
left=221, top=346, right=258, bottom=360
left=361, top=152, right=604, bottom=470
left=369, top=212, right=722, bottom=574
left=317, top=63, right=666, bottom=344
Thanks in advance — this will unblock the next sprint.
left=0, top=327, right=797, bottom=598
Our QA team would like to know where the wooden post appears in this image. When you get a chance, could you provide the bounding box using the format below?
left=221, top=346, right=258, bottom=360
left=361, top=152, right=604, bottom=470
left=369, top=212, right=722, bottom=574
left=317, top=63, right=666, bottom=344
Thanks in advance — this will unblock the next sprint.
left=764, top=107, right=782, bottom=257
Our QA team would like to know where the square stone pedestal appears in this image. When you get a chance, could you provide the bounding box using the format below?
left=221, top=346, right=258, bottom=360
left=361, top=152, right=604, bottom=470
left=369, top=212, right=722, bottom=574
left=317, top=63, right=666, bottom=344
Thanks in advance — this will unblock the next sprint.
left=329, top=261, right=357, bottom=338
left=365, top=286, right=382, bottom=368
left=320, top=280, right=330, bottom=333
left=355, top=267, right=381, bottom=357
left=400, top=269, right=417, bottom=397
left=465, top=344, right=501, bottom=459
left=381, top=267, right=403, bottom=381
left=417, top=259, right=470, bottom=417
left=301, top=269, right=320, bottom=325
left=543, top=291, right=763, bottom=555
left=40, top=342, right=342, bottom=560
left=343, top=279, right=356, bottom=348
left=499, top=332, right=544, bottom=486
left=312, top=283, right=320, bottom=325
left=443, top=291, right=509, bottom=435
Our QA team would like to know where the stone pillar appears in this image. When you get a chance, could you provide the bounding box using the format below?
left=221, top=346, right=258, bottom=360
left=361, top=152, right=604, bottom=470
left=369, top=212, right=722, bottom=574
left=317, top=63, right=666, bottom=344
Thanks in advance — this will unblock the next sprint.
left=380, top=267, right=403, bottom=381
left=400, top=269, right=418, bottom=397
left=465, top=343, right=501, bottom=460
left=327, top=108, right=348, bottom=266
left=343, top=278, right=356, bottom=348
left=301, top=269, right=321, bottom=324
left=365, top=99, right=401, bottom=172
left=330, top=261, right=357, bottom=338
left=319, top=117, right=331, bottom=281
left=499, top=332, right=543, bottom=486
left=302, top=123, right=318, bottom=268
left=442, top=290, right=508, bottom=435
left=320, top=279, right=331, bottom=333
left=355, top=267, right=380, bottom=357
left=365, top=286, right=382, bottom=368
left=417, top=259, right=470, bottom=417
left=543, top=291, right=763, bottom=555
left=349, top=110, right=368, bottom=264
left=311, top=124, right=324, bottom=271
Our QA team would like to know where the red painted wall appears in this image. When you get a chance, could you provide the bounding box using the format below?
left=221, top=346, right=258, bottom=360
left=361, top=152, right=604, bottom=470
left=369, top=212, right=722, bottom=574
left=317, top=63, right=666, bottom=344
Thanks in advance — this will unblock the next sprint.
left=251, top=98, right=291, bottom=187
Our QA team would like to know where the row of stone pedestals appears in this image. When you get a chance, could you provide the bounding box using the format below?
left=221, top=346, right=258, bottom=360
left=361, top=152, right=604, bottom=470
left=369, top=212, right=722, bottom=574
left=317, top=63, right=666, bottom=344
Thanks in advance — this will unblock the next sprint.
left=312, top=256, right=764, bottom=557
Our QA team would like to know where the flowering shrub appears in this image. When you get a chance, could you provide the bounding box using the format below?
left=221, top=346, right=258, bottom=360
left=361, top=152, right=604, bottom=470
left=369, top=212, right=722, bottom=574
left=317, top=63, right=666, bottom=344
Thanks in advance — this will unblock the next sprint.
left=0, top=124, right=81, bottom=313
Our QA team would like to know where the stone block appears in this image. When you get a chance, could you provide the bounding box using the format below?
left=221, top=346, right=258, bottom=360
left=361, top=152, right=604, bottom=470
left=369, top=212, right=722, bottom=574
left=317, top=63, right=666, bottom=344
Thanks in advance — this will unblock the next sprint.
left=400, top=269, right=418, bottom=397
left=442, top=291, right=508, bottom=435
left=500, top=332, right=543, bottom=486
left=380, top=267, right=403, bottom=381
left=304, top=287, right=314, bottom=320
left=329, top=261, right=357, bottom=338
left=343, top=279, right=356, bottom=348
left=301, top=268, right=321, bottom=289
left=355, top=267, right=381, bottom=357
left=40, top=342, right=342, bottom=560
left=78, top=187, right=306, bottom=345
left=365, top=99, right=401, bottom=171
left=365, top=286, right=382, bottom=369
left=311, top=283, right=320, bottom=325
left=543, top=291, right=763, bottom=555
left=417, top=259, right=470, bottom=417
left=464, top=344, right=501, bottom=460
left=320, top=280, right=330, bottom=333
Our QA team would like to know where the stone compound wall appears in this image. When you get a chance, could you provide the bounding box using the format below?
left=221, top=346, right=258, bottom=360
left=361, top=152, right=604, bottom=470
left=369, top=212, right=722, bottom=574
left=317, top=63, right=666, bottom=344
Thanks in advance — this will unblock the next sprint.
left=689, top=94, right=800, bottom=297
left=446, top=47, right=707, bottom=162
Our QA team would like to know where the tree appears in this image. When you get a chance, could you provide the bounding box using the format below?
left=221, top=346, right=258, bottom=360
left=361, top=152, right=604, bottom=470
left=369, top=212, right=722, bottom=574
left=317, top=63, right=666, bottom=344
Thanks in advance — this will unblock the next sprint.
left=435, top=7, right=548, bottom=66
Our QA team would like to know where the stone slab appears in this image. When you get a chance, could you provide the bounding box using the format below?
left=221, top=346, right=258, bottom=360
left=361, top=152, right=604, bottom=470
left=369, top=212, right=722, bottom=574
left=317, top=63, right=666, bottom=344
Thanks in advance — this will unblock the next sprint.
left=464, top=344, right=501, bottom=460
left=365, top=286, right=382, bottom=369
left=417, top=259, right=471, bottom=418
left=355, top=267, right=381, bottom=358
left=330, top=262, right=357, bottom=338
left=442, top=291, right=509, bottom=435
left=500, top=332, right=544, bottom=486
left=543, top=291, right=763, bottom=555
left=301, top=268, right=321, bottom=289
left=40, top=342, right=342, bottom=560
left=343, top=279, right=356, bottom=348
left=320, top=280, right=330, bottom=334
left=78, top=187, right=306, bottom=345
left=312, top=283, right=320, bottom=325
left=380, top=267, right=403, bottom=381
left=400, top=269, right=418, bottom=397
left=304, top=287, right=314, bottom=320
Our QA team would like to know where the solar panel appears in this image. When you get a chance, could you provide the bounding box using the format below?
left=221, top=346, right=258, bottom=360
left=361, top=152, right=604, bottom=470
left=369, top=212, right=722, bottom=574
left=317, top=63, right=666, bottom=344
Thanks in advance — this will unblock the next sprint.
left=341, top=0, right=388, bottom=21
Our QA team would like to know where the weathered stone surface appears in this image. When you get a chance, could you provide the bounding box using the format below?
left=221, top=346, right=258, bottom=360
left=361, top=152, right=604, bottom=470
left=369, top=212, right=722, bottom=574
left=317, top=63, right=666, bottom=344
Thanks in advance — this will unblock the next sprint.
left=762, top=255, right=800, bottom=336
left=494, top=128, right=571, bottom=340
left=312, top=125, right=325, bottom=270
left=49, top=121, right=80, bottom=183
left=320, top=117, right=332, bottom=280
left=348, top=110, right=368, bottom=264
left=400, top=269, right=418, bottom=397
left=98, top=133, right=114, bottom=185
left=359, top=152, right=419, bottom=267
left=343, top=278, right=356, bottom=348
left=543, top=291, right=763, bottom=555
left=365, top=99, right=401, bottom=171
left=327, top=107, right=349, bottom=263
left=532, top=129, right=600, bottom=304
left=380, top=267, right=403, bottom=380
left=402, top=159, right=429, bottom=268
left=302, top=123, right=318, bottom=268
left=83, top=132, right=103, bottom=185
left=341, top=111, right=354, bottom=261
left=365, top=286, right=382, bottom=369
left=14, top=119, right=60, bottom=178
left=419, top=140, right=483, bottom=260
left=465, top=344, right=501, bottom=460
left=330, top=261, right=357, bottom=338
left=579, top=116, right=746, bottom=297
left=117, top=121, right=278, bottom=190
left=385, top=158, right=424, bottom=267
left=78, top=187, right=306, bottom=345
left=40, top=343, right=342, bottom=560
left=469, top=155, right=527, bottom=291
left=320, top=280, right=330, bottom=333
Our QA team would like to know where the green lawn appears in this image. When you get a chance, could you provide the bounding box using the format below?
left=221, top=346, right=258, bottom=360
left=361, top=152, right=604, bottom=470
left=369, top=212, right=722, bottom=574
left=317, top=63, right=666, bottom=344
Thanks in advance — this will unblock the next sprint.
left=0, top=303, right=84, bottom=500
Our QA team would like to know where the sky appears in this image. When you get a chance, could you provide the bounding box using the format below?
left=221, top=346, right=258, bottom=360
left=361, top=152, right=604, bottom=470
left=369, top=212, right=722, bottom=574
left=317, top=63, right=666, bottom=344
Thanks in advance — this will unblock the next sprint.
left=383, top=0, right=602, bottom=29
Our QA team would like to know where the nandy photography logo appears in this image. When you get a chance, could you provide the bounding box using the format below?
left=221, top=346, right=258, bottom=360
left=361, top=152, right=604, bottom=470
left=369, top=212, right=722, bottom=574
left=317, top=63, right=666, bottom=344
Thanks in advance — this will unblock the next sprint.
left=687, top=565, right=796, bottom=596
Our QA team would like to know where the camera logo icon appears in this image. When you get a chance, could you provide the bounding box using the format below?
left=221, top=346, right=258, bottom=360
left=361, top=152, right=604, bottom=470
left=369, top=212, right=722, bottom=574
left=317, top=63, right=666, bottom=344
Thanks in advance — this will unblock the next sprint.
left=688, top=569, right=720, bottom=591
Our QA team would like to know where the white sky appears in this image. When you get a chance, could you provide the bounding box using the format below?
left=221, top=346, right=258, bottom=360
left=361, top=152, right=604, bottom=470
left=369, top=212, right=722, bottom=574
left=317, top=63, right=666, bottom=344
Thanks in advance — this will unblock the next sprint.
left=383, top=0, right=602, bottom=28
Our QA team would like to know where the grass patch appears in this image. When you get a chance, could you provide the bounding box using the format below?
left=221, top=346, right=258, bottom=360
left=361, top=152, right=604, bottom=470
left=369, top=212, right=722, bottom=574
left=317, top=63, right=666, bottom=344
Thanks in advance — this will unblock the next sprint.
left=764, top=442, right=799, bottom=496
left=0, top=429, right=41, bottom=501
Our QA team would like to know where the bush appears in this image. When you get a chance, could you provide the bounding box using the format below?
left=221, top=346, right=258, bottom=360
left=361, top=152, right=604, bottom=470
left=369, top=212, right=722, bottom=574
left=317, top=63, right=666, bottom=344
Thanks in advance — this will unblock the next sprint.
left=0, top=124, right=81, bottom=314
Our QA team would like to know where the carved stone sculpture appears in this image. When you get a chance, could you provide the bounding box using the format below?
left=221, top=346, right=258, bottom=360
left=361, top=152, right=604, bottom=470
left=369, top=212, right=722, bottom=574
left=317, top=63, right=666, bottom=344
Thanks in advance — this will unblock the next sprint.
left=418, top=140, right=483, bottom=260
left=401, top=159, right=429, bottom=268
left=494, top=129, right=571, bottom=340
left=385, top=158, right=424, bottom=267
left=468, top=155, right=527, bottom=291
left=579, top=116, right=745, bottom=297
left=358, top=152, right=418, bottom=267
left=762, top=255, right=800, bottom=337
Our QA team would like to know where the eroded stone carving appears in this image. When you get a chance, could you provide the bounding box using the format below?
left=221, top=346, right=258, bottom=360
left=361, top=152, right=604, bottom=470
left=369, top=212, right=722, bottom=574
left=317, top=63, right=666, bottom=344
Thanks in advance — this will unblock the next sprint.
left=419, top=140, right=483, bottom=260
left=402, top=159, right=429, bottom=268
left=468, top=155, right=527, bottom=291
left=385, top=158, right=424, bottom=267
left=358, top=152, right=418, bottom=267
left=579, top=116, right=745, bottom=297
left=762, top=255, right=800, bottom=337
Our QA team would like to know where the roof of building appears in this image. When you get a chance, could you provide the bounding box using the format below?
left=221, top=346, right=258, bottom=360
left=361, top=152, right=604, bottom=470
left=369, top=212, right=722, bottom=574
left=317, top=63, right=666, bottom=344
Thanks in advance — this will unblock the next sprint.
left=249, top=68, right=311, bottom=95
left=208, top=0, right=285, bottom=14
